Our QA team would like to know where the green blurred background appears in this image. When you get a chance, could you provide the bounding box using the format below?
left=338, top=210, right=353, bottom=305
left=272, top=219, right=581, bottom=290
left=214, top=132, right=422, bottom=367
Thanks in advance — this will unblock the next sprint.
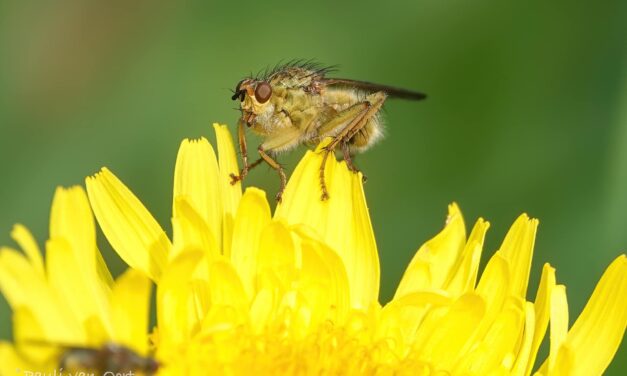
left=0, top=0, right=625, bottom=372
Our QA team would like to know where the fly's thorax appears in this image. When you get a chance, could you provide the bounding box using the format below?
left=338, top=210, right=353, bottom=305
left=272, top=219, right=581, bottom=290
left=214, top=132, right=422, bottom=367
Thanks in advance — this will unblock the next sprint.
left=268, top=66, right=317, bottom=89
left=253, top=87, right=321, bottom=132
left=280, top=87, right=323, bottom=117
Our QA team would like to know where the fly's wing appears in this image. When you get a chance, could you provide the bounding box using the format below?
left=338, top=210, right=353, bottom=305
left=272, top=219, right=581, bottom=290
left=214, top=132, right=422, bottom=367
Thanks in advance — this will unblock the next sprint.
left=323, top=78, right=426, bottom=100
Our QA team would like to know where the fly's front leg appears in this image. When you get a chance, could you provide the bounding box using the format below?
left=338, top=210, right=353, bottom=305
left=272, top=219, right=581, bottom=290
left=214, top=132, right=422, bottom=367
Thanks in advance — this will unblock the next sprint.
left=258, top=146, right=287, bottom=202
left=230, top=119, right=263, bottom=184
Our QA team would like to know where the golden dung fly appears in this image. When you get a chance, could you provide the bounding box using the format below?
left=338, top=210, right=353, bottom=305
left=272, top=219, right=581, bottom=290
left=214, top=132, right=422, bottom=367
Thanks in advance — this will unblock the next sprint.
left=230, top=61, right=426, bottom=201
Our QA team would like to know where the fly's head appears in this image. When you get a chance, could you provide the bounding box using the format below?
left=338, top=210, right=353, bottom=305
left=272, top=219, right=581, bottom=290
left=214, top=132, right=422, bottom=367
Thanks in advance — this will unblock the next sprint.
left=231, top=66, right=323, bottom=131
left=231, top=78, right=279, bottom=128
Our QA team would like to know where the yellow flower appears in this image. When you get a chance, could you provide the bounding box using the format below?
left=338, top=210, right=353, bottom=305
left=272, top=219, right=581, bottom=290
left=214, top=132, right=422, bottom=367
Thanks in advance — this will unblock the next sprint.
left=1, top=123, right=625, bottom=375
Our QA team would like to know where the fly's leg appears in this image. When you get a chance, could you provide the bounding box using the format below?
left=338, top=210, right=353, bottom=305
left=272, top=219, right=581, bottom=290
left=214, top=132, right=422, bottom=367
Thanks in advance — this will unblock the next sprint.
left=230, top=120, right=263, bottom=184
left=317, top=103, right=370, bottom=200
left=341, top=141, right=358, bottom=173
left=230, top=157, right=264, bottom=185
left=318, top=148, right=333, bottom=201
left=341, top=141, right=368, bottom=182
left=258, top=145, right=287, bottom=202
left=319, top=92, right=385, bottom=200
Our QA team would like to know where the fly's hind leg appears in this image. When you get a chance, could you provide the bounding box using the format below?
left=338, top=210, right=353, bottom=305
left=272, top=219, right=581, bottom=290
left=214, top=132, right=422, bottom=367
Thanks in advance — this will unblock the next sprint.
left=341, top=141, right=358, bottom=173
left=318, top=92, right=385, bottom=200
left=341, top=141, right=367, bottom=182
left=318, top=102, right=371, bottom=200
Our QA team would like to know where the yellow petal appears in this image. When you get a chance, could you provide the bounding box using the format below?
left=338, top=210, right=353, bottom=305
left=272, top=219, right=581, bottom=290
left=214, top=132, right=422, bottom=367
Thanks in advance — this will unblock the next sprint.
left=476, top=252, right=510, bottom=325
left=256, top=221, right=296, bottom=292
left=482, top=298, right=526, bottom=371
left=277, top=291, right=315, bottom=339
left=190, top=279, right=211, bottom=323
left=95, top=250, right=115, bottom=287
left=0, top=248, right=35, bottom=308
left=172, top=196, right=219, bottom=262
left=250, top=288, right=276, bottom=335
left=413, top=293, right=485, bottom=370
left=10, top=224, right=44, bottom=276
left=0, top=248, right=84, bottom=343
left=346, top=173, right=380, bottom=309
left=454, top=298, right=525, bottom=374
left=275, top=145, right=379, bottom=309
left=230, top=188, right=271, bottom=297
left=395, top=204, right=467, bottom=299
left=498, top=214, right=538, bottom=298
left=377, top=290, right=452, bottom=347
left=208, top=259, right=248, bottom=314
left=297, top=231, right=351, bottom=325
left=13, top=306, right=58, bottom=365
left=511, top=302, right=536, bottom=376
left=214, top=123, right=242, bottom=256
left=548, top=285, right=568, bottom=372
left=200, top=305, right=246, bottom=339
left=551, top=345, right=574, bottom=376
left=0, top=341, right=51, bottom=376
left=173, top=138, right=222, bottom=251
left=50, top=186, right=97, bottom=272
left=46, top=238, right=112, bottom=337
left=525, top=263, right=556, bottom=376
left=157, top=248, right=205, bottom=352
left=552, top=255, right=627, bottom=375
left=86, top=167, right=170, bottom=281
left=444, top=218, right=489, bottom=295
left=110, top=268, right=152, bottom=355
left=48, top=186, right=112, bottom=329
left=388, top=290, right=452, bottom=308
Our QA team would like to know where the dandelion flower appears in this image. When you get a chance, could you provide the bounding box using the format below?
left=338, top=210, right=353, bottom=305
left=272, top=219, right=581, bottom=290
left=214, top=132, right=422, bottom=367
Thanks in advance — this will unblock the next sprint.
left=0, top=123, right=625, bottom=375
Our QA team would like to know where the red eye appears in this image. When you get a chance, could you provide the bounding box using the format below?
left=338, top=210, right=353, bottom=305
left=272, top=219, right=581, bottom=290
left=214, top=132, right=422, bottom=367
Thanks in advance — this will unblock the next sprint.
left=255, top=82, right=272, bottom=103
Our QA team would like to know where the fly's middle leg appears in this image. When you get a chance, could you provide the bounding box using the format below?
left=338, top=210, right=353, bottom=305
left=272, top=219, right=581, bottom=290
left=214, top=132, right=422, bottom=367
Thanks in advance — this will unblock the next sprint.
left=258, top=146, right=287, bottom=202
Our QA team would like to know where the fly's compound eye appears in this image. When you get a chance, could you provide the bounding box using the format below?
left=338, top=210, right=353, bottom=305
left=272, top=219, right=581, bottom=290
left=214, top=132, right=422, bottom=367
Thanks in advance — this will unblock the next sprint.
left=255, top=82, right=272, bottom=104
